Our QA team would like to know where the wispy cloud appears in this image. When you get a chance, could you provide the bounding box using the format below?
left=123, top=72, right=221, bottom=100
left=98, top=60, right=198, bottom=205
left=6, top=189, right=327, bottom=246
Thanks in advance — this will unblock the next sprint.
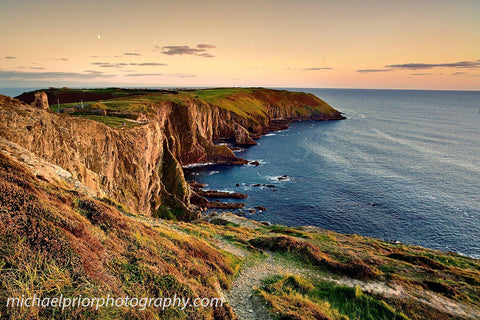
left=411, top=73, right=433, bottom=76
left=29, top=67, right=45, bottom=70
left=157, top=44, right=216, bottom=57
left=125, top=73, right=164, bottom=77
left=91, top=62, right=167, bottom=68
left=90, top=55, right=120, bottom=59
left=386, top=59, right=480, bottom=70
left=0, top=70, right=115, bottom=79
left=160, top=45, right=204, bottom=55
left=91, top=62, right=128, bottom=68
left=124, top=72, right=195, bottom=77
left=356, top=69, right=393, bottom=73
left=129, top=62, right=167, bottom=66
left=452, top=72, right=467, bottom=76
left=302, top=67, right=332, bottom=71
left=168, top=73, right=196, bottom=78
left=123, top=52, right=141, bottom=56
left=49, top=58, right=69, bottom=61
left=5, top=56, right=16, bottom=59
left=196, top=53, right=214, bottom=58
left=84, top=70, right=104, bottom=74
left=197, top=44, right=216, bottom=49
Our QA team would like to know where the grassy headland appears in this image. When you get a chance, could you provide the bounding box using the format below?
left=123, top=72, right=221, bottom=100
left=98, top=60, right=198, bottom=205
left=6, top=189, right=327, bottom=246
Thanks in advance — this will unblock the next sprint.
left=1, top=151, right=479, bottom=319
left=16, top=87, right=342, bottom=129
left=1, top=89, right=478, bottom=319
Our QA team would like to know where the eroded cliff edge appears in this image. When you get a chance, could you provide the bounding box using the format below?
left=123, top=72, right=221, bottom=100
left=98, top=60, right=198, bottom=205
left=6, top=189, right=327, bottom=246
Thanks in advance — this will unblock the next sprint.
left=0, top=88, right=344, bottom=220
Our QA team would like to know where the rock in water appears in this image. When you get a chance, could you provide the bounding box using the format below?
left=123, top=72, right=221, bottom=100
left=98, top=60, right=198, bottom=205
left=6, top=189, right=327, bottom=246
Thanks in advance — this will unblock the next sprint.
left=32, top=92, right=49, bottom=110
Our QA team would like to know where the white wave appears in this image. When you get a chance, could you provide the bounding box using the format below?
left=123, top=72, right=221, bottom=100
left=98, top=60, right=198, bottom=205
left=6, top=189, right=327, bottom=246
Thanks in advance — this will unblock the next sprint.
left=264, top=133, right=277, bottom=136
left=340, top=108, right=366, bottom=119
left=266, top=175, right=293, bottom=182
left=209, top=171, right=220, bottom=175
left=182, top=162, right=215, bottom=168
left=245, top=159, right=267, bottom=166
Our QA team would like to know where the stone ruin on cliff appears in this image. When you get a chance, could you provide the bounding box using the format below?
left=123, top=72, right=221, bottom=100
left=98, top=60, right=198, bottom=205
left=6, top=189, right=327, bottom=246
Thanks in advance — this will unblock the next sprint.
left=32, top=92, right=49, bottom=110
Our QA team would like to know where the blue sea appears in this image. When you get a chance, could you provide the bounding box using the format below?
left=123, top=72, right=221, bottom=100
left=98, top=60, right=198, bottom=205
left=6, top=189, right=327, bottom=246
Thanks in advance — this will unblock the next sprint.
left=2, top=87, right=479, bottom=257
left=184, top=88, right=480, bottom=258
left=0, top=87, right=41, bottom=97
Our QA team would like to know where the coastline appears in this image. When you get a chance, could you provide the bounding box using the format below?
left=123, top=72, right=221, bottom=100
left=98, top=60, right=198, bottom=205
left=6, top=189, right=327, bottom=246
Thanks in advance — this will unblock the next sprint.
left=1, top=88, right=480, bottom=319
left=181, top=88, right=480, bottom=258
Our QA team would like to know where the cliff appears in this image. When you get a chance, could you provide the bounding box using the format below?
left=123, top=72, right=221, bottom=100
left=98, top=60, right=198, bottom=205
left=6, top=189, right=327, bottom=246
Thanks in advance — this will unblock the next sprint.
left=1, top=91, right=480, bottom=320
left=0, top=151, right=479, bottom=320
left=1, top=88, right=344, bottom=220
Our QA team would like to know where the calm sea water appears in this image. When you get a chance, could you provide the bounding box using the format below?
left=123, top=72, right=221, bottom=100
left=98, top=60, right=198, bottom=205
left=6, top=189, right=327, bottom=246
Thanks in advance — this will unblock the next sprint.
left=2, top=87, right=479, bottom=257
left=185, top=88, right=480, bottom=258
left=0, top=87, right=41, bottom=97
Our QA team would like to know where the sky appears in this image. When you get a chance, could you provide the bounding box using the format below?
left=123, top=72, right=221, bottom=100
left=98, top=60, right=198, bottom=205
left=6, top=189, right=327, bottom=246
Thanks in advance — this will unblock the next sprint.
left=0, top=0, right=479, bottom=90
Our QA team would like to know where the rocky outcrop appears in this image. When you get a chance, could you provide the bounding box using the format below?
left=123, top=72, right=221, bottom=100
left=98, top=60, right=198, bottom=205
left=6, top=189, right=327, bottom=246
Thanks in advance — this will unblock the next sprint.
left=1, top=88, right=344, bottom=220
left=196, top=190, right=248, bottom=199
left=234, top=124, right=257, bottom=145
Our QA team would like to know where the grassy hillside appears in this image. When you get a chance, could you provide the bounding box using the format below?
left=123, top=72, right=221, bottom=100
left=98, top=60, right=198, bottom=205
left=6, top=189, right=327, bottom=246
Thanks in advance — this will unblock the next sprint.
left=16, top=88, right=342, bottom=128
left=1, top=151, right=479, bottom=319
left=0, top=153, right=238, bottom=319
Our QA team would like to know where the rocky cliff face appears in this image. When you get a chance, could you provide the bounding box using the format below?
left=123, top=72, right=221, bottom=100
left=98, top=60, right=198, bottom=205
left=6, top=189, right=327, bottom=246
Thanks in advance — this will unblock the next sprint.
left=1, top=88, right=344, bottom=220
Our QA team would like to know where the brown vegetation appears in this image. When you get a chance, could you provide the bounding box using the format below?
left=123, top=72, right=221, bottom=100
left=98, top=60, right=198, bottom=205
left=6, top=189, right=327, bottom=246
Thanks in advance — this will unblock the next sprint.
left=0, top=153, right=237, bottom=319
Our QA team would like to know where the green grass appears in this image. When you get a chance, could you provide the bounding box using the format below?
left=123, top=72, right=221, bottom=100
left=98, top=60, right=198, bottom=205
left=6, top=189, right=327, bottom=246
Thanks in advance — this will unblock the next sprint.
left=47, top=87, right=341, bottom=128
left=258, top=275, right=409, bottom=320
left=72, top=115, right=140, bottom=129
left=50, top=101, right=91, bottom=112
left=265, top=224, right=312, bottom=238
left=98, top=99, right=155, bottom=114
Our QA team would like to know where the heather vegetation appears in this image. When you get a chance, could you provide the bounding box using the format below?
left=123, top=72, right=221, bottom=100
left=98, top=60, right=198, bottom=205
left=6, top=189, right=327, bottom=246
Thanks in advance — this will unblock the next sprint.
left=1, top=150, right=480, bottom=319
left=0, top=153, right=237, bottom=319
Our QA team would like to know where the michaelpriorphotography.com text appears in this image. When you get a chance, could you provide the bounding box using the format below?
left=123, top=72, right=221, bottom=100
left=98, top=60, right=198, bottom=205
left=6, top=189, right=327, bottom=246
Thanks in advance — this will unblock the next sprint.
left=6, top=294, right=224, bottom=311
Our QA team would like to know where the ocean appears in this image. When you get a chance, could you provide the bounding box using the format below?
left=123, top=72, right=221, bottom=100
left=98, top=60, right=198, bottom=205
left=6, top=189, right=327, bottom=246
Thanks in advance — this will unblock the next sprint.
left=184, top=88, right=480, bottom=258
left=2, top=87, right=479, bottom=257
left=0, top=87, right=41, bottom=97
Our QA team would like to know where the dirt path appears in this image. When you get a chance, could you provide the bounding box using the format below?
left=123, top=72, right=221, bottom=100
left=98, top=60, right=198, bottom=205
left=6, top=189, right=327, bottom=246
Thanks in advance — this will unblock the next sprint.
left=220, top=240, right=480, bottom=320
left=136, top=213, right=479, bottom=319
left=225, top=251, right=294, bottom=320
left=223, top=247, right=403, bottom=320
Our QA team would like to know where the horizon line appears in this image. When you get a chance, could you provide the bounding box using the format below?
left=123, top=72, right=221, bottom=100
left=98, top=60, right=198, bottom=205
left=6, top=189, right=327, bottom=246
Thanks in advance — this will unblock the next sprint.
left=1, top=86, right=479, bottom=94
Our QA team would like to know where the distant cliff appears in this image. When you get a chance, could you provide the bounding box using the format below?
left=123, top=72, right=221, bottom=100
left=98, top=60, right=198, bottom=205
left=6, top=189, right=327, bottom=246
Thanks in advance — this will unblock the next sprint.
left=1, top=88, right=344, bottom=220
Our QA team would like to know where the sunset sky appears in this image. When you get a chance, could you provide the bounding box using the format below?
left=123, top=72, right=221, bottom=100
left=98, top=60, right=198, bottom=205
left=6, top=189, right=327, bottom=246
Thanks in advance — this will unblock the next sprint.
left=1, top=0, right=479, bottom=90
